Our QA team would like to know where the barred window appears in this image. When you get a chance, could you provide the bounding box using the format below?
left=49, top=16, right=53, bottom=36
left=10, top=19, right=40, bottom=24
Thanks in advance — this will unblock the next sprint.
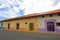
left=50, top=14, right=52, bottom=17
left=58, top=12, right=60, bottom=16
left=42, top=16, right=44, bottom=18
left=56, top=22, right=60, bottom=26
left=58, top=14, right=60, bottom=16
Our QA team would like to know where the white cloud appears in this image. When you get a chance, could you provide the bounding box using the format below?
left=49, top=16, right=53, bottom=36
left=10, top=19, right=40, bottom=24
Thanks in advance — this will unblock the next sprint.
left=0, top=0, right=60, bottom=19
left=0, top=0, right=24, bottom=18
left=23, top=0, right=60, bottom=15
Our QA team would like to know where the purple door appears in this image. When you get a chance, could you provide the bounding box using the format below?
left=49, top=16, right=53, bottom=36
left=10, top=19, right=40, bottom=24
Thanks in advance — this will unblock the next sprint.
left=47, top=22, right=55, bottom=31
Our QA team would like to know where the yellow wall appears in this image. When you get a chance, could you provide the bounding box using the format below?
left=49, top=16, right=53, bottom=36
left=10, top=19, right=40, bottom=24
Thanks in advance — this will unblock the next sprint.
left=37, top=14, right=60, bottom=29
left=3, top=13, right=60, bottom=32
left=3, top=17, right=38, bottom=32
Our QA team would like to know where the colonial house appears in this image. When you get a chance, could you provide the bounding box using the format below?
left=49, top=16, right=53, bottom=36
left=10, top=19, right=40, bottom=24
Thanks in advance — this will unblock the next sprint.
left=0, top=9, right=60, bottom=32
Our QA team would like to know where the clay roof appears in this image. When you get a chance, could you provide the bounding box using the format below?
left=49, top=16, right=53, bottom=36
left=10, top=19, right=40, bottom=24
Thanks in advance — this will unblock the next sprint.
left=1, top=9, right=60, bottom=22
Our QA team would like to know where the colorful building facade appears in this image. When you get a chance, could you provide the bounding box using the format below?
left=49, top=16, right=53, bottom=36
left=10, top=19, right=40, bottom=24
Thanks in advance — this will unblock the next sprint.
left=3, top=17, right=38, bottom=32
left=0, top=9, right=60, bottom=32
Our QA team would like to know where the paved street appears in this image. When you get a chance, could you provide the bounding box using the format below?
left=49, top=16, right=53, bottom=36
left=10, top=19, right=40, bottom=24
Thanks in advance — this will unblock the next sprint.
left=0, top=30, right=60, bottom=40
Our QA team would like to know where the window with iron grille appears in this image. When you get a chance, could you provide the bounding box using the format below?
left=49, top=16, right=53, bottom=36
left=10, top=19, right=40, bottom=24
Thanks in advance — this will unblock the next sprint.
left=50, top=14, right=52, bottom=17
left=42, top=16, right=44, bottom=18
left=58, top=12, right=60, bottom=16
left=56, top=22, right=60, bottom=26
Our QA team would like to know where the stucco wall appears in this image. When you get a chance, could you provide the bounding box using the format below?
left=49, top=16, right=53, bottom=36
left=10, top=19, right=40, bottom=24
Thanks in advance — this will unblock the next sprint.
left=4, top=17, right=38, bottom=32
left=38, top=14, right=60, bottom=32
left=3, top=13, right=60, bottom=32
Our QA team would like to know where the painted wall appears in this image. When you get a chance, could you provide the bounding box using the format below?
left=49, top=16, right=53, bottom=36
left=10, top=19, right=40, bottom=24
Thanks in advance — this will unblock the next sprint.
left=3, top=13, right=60, bottom=32
left=38, top=14, right=60, bottom=32
left=4, top=17, right=38, bottom=32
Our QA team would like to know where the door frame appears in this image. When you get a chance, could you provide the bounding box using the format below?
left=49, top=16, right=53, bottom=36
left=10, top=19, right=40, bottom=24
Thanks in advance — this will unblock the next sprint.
left=29, top=23, right=34, bottom=31
left=45, top=19, right=56, bottom=32
left=47, top=22, right=55, bottom=31
left=16, top=23, right=19, bottom=30
left=8, top=23, right=10, bottom=29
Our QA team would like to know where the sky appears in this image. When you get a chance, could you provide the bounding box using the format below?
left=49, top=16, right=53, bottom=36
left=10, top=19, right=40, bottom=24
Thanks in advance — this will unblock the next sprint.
left=0, top=0, right=60, bottom=20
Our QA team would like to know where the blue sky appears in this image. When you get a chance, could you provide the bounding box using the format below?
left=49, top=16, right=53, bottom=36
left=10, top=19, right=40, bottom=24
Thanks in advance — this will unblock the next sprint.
left=0, top=0, right=60, bottom=20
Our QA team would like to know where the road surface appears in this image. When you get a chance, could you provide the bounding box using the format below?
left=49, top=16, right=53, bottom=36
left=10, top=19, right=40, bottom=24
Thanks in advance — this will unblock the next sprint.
left=0, top=30, right=60, bottom=40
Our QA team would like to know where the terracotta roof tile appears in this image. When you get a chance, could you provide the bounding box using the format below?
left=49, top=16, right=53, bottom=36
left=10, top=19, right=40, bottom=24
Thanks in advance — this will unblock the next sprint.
left=1, top=9, right=60, bottom=21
